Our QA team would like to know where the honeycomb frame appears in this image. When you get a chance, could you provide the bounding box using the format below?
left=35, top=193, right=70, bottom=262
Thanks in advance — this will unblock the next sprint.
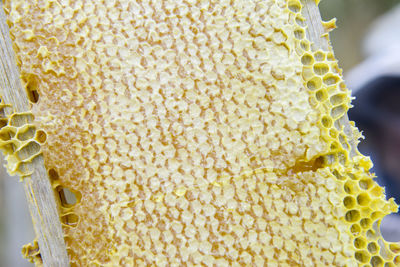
left=0, top=0, right=398, bottom=266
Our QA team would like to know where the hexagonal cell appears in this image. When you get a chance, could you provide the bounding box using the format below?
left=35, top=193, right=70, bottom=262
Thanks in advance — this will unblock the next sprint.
left=0, top=128, right=15, bottom=141
left=294, top=28, right=305, bottom=40
left=345, top=210, right=360, bottom=223
left=357, top=193, right=371, bottom=206
left=61, top=213, right=79, bottom=227
left=370, top=256, right=384, bottom=267
left=313, top=51, right=326, bottom=61
left=16, top=125, right=36, bottom=141
left=367, top=242, right=378, bottom=254
left=35, top=130, right=47, bottom=143
left=323, top=74, right=340, bottom=86
left=9, top=113, right=34, bottom=127
left=23, top=74, right=40, bottom=103
left=306, top=77, right=322, bottom=91
left=288, top=0, right=301, bottom=13
left=355, top=250, right=370, bottom=263
left=315, top=89, right=327, bottom=102
left=360, top=218, right=372, bottom=229
left=343, top=196, right=356, bottom=209
left=354, top=237, right=367, bottom=249
left=351, top=224, right=361, bottom=235
left=359, top=179, right=373, bottom=190
left=56, top=185, right=81, bottom=208
left=301, top=53, right=314, bottom=65
left=17, top=141, right=41, bottom=161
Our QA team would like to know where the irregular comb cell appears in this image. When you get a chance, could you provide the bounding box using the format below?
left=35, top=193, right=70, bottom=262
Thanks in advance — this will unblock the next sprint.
left=1, top=0, right=399, bottom=266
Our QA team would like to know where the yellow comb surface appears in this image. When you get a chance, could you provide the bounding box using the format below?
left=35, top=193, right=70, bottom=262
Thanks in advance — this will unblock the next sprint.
left=3, top=0, right=399, bottom=266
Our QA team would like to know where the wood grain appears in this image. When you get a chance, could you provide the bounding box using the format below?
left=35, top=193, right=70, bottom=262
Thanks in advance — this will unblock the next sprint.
left=0, top=3, right=69, bottom=267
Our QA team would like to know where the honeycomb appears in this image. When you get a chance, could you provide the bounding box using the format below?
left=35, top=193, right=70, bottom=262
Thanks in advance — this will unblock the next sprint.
left=1, top=0, right=399, bottom=266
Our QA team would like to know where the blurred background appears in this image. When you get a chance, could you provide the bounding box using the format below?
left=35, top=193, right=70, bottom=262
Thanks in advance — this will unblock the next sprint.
left=320, top=0, right=399, bottom=72
left=1, top=1, right=400, bottom=266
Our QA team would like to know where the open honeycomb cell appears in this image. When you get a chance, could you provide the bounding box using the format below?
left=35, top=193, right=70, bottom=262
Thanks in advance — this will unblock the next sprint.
left=1, top=0, right=399, bottom=266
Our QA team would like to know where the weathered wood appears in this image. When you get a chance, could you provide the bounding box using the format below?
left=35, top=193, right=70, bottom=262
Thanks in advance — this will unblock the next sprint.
left=301, top=0, right=358, bottom=158
left=0, top=3, right=69, bottom=267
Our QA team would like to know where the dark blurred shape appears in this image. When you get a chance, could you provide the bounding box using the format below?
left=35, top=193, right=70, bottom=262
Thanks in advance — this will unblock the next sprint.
left=349, top=76, right=400, bottom=207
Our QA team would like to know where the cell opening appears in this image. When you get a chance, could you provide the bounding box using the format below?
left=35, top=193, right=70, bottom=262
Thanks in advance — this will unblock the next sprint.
left=57, top=186, right=81, bottom=208
left=330, top=94, right=346, bottom=106
left=0, top=118, right=8, bottom=129
left=366, top=229, right=376, bottom=239
left=314, top=51, right=326, bottom=61
left=306, top=77, right=322, bottom=91
left=344, top=180, right=357, bottom=194
left=3, top=143, right=17, bottom=152
left=330, top=141, right=339, bottom=150
left=35, top=130, right=47, bottom=143
left=301, top=54, right=313, bottom=65
left=294, top=29, right=305, bottom=40
left=370, top=256, right=383, bottom=267
left=332, top=169, right=345, bottom=180
left=357, top=193, right=371, bottom=206
left=300, top=40, right=309, bottom=51
left=288, top=0, right=301, bottom=13
left=329, top=128, right=337, bottom=138
left=323, top=74, right=339, bottom=86
left=355, top=250, right=370, bottom=263
left=61, top=213, right=79, bottom=227
left=25, top=76, right=40, bottom=103
left=315, top=90, right=327, bottom=102
left=0, top=130, right=13, bottom=141
left=17, top=142, right=41, bottom=160
left=48, top=168, right=59, bottom=180
left=389, top=244, right=400, bottom=253
left=295, top=16, right=306, bottom=27
left=371, top=211, right=383, bottom=221
left=307, top=80, right=316, bottom=90
left=350, top=224, right=361, bottom=235
left=360, top=218, right=372, bottom=229
left=345, top=209, right=360, bottom=222
left=343, top=196, right=355, bottom=209
left=321, top=116, right=332, bottom=128
left=354, top=237, right=366, bottom=249
left=359, top=179, right=373, bottom=190
left=331, top=104, right=346, bottom=119
left=18, top=162, right=33, bottom=174
left=336, top=152, right=346, bottom=165
left=324, top=153, right=336, bottom=165
left=367, top=242, right=378, bottom=254
left=313, top=63, right=329, bottom=75
left=10, top=113, right=34, bottom=127
left=16, top=126, right=36, bottom=141
left=27, top=89, right=39, bottom=103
